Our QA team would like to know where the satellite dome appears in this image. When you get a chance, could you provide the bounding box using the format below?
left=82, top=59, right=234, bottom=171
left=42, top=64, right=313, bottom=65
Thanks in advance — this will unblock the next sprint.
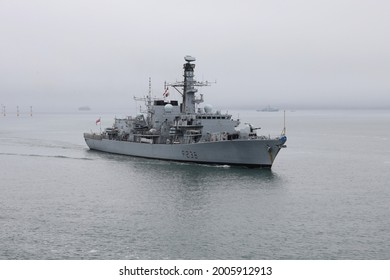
left=204, top=104, right=213, bottom=113
left=184, top=55, right=196, bottom=62
left=164, top=103, right=173, bottom=113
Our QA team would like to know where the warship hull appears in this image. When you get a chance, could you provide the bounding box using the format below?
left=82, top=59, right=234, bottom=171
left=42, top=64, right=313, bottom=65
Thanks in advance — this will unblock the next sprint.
left=84, top=133, right=284, bottom=168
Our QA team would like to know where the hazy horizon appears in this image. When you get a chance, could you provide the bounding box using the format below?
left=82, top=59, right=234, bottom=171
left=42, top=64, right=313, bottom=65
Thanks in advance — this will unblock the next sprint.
left=2, top=103, right=389, bottom=116
left=1, top=0, right=389, bottom=112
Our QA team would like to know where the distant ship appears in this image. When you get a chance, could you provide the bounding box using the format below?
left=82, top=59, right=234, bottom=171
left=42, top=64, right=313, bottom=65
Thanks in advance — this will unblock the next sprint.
left=78, top=106, right=91, bottom=111
left=84, top=56, right=287, bottom=168
left=257, top=105, right=279, bottom=112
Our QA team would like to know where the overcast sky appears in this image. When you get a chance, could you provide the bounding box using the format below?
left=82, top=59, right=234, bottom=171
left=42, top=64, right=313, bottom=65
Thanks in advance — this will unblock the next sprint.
left=1, top=0, right=389, bottom=112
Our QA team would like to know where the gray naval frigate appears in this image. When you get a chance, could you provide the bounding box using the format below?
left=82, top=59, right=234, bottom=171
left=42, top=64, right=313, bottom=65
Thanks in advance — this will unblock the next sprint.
left=84, top=56, right=287, bottom=168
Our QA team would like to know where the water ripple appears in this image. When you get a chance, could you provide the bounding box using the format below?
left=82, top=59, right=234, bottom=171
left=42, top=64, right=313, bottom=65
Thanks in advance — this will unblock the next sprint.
left=0, top=152, right=93, bottom=161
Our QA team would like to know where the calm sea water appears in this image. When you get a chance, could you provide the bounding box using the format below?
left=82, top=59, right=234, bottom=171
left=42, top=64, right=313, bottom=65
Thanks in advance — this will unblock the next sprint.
left=1, top=109, right=389, bottom=259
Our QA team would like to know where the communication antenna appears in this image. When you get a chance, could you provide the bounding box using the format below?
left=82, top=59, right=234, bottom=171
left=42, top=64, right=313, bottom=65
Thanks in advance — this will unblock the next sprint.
left=17, top=106, right=19, bottom=117
left=133, top=77, right=153, bottom=115
left=148, top=77, right=152, bottom=97
left=147, top=77, right=152, bottom=108
left=184, top=55, right=196, bottom=62
left=282, top=110, right=286, bottom=136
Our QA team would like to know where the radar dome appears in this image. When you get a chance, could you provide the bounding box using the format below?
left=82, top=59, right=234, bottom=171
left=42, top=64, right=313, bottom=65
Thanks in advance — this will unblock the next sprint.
left=204, top=104, right=213, bottom=114
left=164, top=103, right=173, bottom=113
left=184, top=55, right=196, bottom=62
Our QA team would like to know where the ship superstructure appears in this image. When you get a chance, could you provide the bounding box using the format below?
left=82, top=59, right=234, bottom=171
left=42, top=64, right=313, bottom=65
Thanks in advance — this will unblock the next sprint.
left=84, top=56, right=287, bottom=168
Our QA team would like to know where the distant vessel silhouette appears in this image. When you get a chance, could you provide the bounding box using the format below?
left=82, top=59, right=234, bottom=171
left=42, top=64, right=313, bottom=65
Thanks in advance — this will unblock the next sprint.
left=78, top=106, right=91, bottom=111
left=257, top=105, right=279, bottom=112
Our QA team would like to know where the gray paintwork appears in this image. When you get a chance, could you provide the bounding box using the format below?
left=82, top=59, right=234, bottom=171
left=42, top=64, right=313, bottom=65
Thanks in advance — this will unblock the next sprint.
left=84, top=56, right=287, bottom=168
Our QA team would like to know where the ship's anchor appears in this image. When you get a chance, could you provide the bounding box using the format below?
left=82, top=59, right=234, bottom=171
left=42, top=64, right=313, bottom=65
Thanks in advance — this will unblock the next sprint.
left=267, top=145, right=274, bottom=163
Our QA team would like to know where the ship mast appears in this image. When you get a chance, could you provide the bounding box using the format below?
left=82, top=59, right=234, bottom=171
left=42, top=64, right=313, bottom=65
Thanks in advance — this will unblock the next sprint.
left=182, top=55, right=197, bottom=113
left=167, top=56, right=209, bottom=114
left=133, top=77, right=154, bottom=127
left=147, top=77, right=153, bottom=127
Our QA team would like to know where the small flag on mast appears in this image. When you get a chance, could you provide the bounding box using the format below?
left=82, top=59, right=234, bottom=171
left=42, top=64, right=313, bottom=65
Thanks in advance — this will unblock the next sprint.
left=163, top=87, right=169, bottom=98
left=96, top=117, right=101, bottom=125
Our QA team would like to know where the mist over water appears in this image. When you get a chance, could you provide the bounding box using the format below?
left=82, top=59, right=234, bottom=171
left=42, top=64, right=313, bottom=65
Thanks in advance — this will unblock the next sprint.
left=1, top=1, right=390, bottom=112
left=1, top=0, right=389, bottom=260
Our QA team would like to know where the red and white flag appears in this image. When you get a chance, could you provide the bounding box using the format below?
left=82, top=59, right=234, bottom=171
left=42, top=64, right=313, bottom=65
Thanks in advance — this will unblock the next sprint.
left=163, top=87, right=169, bottom=98
left=96, top=117, right=101, bottom=125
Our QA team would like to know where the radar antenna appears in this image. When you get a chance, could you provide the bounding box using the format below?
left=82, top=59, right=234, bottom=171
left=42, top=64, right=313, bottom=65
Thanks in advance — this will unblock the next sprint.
left=184, top=55, right=196, bottom=62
